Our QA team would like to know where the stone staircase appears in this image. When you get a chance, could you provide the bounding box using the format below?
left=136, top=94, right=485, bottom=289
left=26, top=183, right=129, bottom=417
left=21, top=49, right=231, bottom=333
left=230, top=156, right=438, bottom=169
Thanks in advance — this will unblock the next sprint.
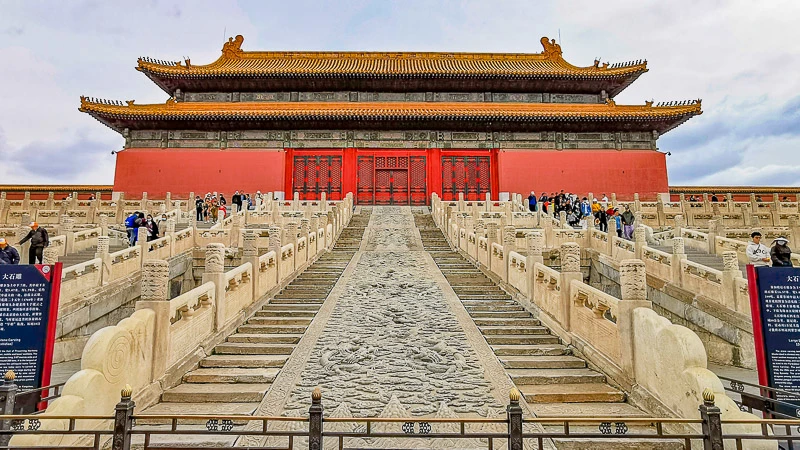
left=57, top=245, right=127, bottom=267
left=414, top=212, right=680, bottom=449
left=653, top=245, right=747, bottom=276
left=138, top=210, right=370, bottom=421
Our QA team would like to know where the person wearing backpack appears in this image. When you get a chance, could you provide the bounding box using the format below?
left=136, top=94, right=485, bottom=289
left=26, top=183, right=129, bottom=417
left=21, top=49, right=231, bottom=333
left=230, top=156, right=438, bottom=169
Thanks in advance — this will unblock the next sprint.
left=125, top=212, right=138, bottom=246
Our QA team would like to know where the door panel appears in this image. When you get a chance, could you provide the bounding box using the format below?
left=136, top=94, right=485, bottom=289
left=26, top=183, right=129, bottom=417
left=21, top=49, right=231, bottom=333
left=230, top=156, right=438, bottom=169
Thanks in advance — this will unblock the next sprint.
left=441, top=155, right=491, bottom=201
left=292, top=155, right=343, bottom=200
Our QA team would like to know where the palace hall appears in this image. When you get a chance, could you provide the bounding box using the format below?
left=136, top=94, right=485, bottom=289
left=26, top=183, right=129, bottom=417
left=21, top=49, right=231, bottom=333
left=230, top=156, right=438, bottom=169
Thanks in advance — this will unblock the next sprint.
left=79, top=35, right=701, bottom=203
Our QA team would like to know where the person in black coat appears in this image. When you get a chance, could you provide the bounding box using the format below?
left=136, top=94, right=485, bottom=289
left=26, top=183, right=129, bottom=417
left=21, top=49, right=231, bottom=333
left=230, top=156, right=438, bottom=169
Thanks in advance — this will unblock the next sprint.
left=18, top=222, right=49, bottom=264
left=771, top=237, right=793, bottom=267
left=0, top=238, right=20, bottom=264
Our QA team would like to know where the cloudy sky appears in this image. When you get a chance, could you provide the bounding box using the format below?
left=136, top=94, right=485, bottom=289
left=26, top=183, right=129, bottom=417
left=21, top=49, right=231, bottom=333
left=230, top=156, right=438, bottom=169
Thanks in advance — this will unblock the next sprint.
left=1, top=0, right=799, bottom=186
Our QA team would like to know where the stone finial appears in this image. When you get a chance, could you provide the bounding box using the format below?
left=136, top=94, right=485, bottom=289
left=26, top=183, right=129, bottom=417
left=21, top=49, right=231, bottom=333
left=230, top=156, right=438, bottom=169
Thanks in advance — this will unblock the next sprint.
left=559, top=211, right=567, bottom=227
left=722, top=251, right=739, bottom=272
left=526, top=231, right=544, bottom=255
left=326, top=211, right=335, bottom=226
left=99, top=214, right=109, bottom=229
left=205, top=243, right=225, bottom=274
left=285, top=222, right=299, bottom=245
left=309, top=216, right=320, bottom=233
left=165, top=218, right=176, bottom=235
left=486, top=222, right=499, bottom=241
left=751, top=214, right=761, bottom=227
left=141, top=259, right=169, bottom=302
left=293, top=192, right=300, bottom=204
left=62, top=217, right=75, bottom=233
left=243, top=230, right=258, bottom=257
left=620, top=259, right=647, bottom=302
left=43, top=247, right=59, bottom=265
left=268, top=226, right=282, bottom=251
left=159, top=203, right=167, bottom=214
left=475, top=219, right=486, bottom=237
left=503, top=226, right=516, bottom=246
left=674, top=214, right=685, bottom=230
left=20, top=213, right=31, bottom=227
left=560, top=242, right=581, bottom=273
left=634, top=211, right=643, bottom=225
left=672, top=237, right=685, bottom=255
left=96, top=236, right=110, bottom=254
left=4, top=370, right=15, bottom=382
left=300, top=218, right=310, bottom=237
left=634, top=225, right=646, bottom=243
left=790, top=215, right=799, bottom=228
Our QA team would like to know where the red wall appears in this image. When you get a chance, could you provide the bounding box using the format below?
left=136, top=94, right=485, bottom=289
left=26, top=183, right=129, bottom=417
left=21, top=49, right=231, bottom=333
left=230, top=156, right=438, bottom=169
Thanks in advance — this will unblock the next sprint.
left=497, top=149, right=668, bottom=200
left=114, top=148, right=286, bottom=197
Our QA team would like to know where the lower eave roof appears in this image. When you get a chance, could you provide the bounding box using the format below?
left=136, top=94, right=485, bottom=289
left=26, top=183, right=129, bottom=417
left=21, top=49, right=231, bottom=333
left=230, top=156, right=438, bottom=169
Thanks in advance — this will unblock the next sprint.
left=79, top=98, right=701, bottom=135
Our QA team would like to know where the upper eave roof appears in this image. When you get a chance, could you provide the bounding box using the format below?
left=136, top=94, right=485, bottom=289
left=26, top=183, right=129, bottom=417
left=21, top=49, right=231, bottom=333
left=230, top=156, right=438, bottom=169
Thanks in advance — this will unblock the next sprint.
left=79, top=97, right=701, bottom=135
left=136, top=36, right=648, bottom=96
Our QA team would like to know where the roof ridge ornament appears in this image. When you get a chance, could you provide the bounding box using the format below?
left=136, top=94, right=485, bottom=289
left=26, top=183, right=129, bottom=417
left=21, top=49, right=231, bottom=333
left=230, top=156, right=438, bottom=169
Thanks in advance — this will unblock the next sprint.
left=540, top=37, right=562, bottom=58
left=222, top=35, right=245, bottom=59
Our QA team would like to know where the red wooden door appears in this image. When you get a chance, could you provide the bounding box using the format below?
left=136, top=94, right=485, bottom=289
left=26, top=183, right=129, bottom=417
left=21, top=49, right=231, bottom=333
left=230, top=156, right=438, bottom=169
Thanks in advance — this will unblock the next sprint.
left=292, top=155, right=343, bottom=200
left=441, top=155, right=491, bottom=201
left=356, top=152, right=427, bottom=205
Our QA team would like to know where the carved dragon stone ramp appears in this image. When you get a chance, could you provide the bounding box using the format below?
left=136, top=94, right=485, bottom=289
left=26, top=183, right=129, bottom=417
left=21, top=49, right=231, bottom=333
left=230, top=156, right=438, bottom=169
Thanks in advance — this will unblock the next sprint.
left=239, top=206, right=552, bottom=449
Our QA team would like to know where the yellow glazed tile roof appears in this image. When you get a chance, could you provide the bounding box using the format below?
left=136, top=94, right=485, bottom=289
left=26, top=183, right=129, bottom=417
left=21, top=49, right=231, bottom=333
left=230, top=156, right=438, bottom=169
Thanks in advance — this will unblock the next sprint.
left=136, top=35, right=647, bottom=79
left=79, top=97, right=701, bottom=121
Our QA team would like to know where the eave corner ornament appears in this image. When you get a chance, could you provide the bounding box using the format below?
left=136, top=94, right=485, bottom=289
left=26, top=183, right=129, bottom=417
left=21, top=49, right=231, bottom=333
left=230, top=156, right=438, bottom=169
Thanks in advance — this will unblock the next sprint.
left=222, top=34, right=244, bottom=59
left=540, top=36, right=562, bottom=58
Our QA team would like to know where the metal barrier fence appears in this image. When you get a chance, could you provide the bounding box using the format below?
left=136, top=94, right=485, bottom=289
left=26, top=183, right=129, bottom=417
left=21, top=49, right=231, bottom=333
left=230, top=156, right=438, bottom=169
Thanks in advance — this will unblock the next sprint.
left=720, top=375, right=800, bottom=421
left=2, top=376, right=800, bottom=449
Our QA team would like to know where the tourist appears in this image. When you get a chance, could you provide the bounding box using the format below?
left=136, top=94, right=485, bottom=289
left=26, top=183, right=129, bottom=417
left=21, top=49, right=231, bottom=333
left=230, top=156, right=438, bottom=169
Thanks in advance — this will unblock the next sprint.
left=219, top=202, right=227, bottom=220
left=232, top=191, right=242, bottom=212
left=621, top=206, right=635, bottom=240
left=195, top=195, right=204, bottom=221
left=145, top=214, right=159, bottom=241
left=711, top=194, right=719, bottom=202
left=580, top=197, right=592, bottom=218
left=219, top=193, right=227, bottom=207
left=18, top=222, right=49, bottom=264
left=0, top=239, right=20, bottom=265
left=591, top=199, right=601, bottom=215
left=246, top=193, right=253, bottom=210
left=527, top=191, right=537, bottom=212
left=770, top=237, right=793, bottom=267
left=601, top=194, right=609, bottom=209
left=613, top=209, right=622, bottom=237
left=597, top=207, right=608, bottom=232
left=746, top=232, right=770, bottom=267
left=566, top=210, right=578, bottom=227
left=756, top=195, right=763, bottom=202
left=539, top=192, right=548, bottom=214
left=158, top=213, right=168, bottom=237
left=124, top=211, right=138, bottom=246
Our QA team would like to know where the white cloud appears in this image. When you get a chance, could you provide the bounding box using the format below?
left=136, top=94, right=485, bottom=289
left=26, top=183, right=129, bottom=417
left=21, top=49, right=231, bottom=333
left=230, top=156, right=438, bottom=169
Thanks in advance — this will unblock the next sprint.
left=1, top=0, right=798, bottom=186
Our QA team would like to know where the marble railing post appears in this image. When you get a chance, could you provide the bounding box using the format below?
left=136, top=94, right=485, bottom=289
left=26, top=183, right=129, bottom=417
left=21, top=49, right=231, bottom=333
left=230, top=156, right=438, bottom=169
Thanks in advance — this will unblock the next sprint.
left=656, top=198, right=666, bottom=227
left=137, top=259, right=170, bottom=381
left=671, top=237, right=686, bottom=285
left=619, top=259, right=651, bottom=381
left=140, top=192, right=148, bottom=212
left=611, top=193, right=618, bottom=209
left=726, top=193, right=734, bottom=212
left=673, top=214, right=684, bottom=241
left=268, top=226, right=283, bottom=284
left=21, top=191, right=30, bottom=211
left=96, top=236, right=111, bottom=284
left=634, top=226, right=646, bottom=260
left=70, top=192, right=79, bottom=210
left=202, top=244, right=227, bottom=331
left=16, top=214, right=31, bottom=261
left=46, top=192, right=55, bottom=210
left=115, top=193, right=125, bottom=220
left=63, top=218, right=76, bottom=255
left=485, top=192, right=491, bottom=211
left=475, top=219, right=486, bottom=240
left=188, top=192, right=195, bottom=212
left=751, top=212, right=761, bottom=228
left=458, top=193, right=466, bottom=212
left=99, top=214, right=109, bottom=237
left=486, top=222, right=499, bottom=250
left=712, top=202, right=721, bottom=218
left=243, top=230, right=260, bottom=300
left=559, top=211, right=567, bottom=228
left=721, top=251, right=743, bottom=313
left=607, top=217, right=618, bottom=255
left=230, top=205, right=242, bottom=248
left=138, top=227, right=149, bottom=262
left=741, top=204, right=752, bottom=228
left=165, top=192, right=172, bottom=210
left=165, top=219, right=176, bottom=257
left=702, top=193, right=710, bottom=213
left=320, top=192, right=327, bottom=212
left=326, top=212, right=336, bottom=246
left=706, top=219, right=719, bottom=255
left=749, top=193, right=757, bottom=213
left=771, top=194, right=780, bottom=226
left=790, top=216, right=800, bottom=250
left=43, top=246, right=59, bottom=265
left=559, top=242, right=582, bottom=332
left=503, top=226, right=516, bottom=253
left=526, top=232, right=544, bottom=300
left=633, top=193, right=641, bottom=212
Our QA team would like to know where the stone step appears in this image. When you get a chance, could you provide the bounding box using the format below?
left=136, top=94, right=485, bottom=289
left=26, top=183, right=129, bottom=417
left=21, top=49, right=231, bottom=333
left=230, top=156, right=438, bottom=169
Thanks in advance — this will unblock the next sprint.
left=550, top=439, right=683, bottom=450
left=270, top=298, right=324, bottom=305
left=469, top=311, right=532, bottom=319
left=480, top=326, right=549, bottom=335
left=508, top=368, right=606, bottom=385
left=200, top=354, right=288, bottom=368
left=274, top=293, right=328, bottom=299
left=462, top=300, right=519, bottom=307
left=492, top=344, right=568, bottom=357
left=137, top=402, right=259, bottom=424
left=485, top=334, right=560, bottom=345
left=517, top=383, right=625, bottom=403
left=530, top=402, right=646, bottom=417
left=247, top=317, right=313, bottom=326
left=254, top=310, right=317, bottom=318
left=457, top=294, right=513, bottom=300
left=161, top=383, right=270, bottom=403
left=214, top=343, right=296, bottom=355
left=227, top=333, right=303, bottom=344
left=473, top=318, right=541, bottom=327
left=183, top=367, right=280, bottom=384
left=465, top=304, right=524, bottom=312
left=261, top=304, right=320, bottom=311
left=500, top=356, right=586, bottom=369
left=238, top=324, right=308, bottom=334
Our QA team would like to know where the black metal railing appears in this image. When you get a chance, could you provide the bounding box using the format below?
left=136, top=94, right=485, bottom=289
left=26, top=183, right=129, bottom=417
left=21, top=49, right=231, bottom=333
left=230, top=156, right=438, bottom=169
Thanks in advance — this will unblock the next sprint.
left=2, top=374, right=800, bottom=449
left=12, top=383, right=66, bottom=415
left=720, top=375, right=800, bottom=419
